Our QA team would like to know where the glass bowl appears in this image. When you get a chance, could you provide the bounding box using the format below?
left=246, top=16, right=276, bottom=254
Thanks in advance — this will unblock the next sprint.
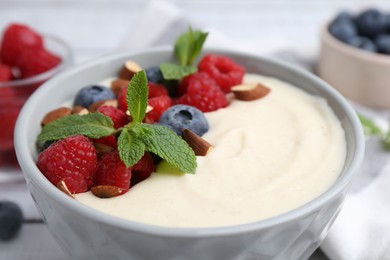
left=0, top=34, right=72, bottom=182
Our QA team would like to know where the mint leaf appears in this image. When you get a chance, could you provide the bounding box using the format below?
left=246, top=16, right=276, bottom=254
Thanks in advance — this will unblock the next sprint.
left=160, top=63, right=197, bottom=80
left=139, top=124, right=196, bottom=173
left=38, top=113, right=115, bottom=142
left=118, top=128, right=145, bottom=167
left=358, top=113, right=383, bottom=136
left=127, top=71, right=148, bottom=124
left=174, top=27, right=208, bottom=66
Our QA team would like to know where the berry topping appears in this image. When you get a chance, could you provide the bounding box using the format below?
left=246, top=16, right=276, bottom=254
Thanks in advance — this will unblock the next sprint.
left=16, top=48, right=61, bottom=78
left=0, top=23, right=43, bottom=66
left=74, top=85, right=115, bottom=108
left=131, top=152, right=155, bottom=186
left=329, top=17, right=357, bottom=43
left=347, top=36, right=377, bottom=52
left=176, top=74, right=228, bottom=112
left=97, top=105, right=127, bottom=129
left=37, top=135, right=98, bottom=193
left=355, top=8, right=387, bottom=37
left=148, top=82, right=169, bottom=98
left=147, top=95, right=172, bottom=122
left=375, top=34, right=390, bottom=54
left=158, top=105, right=209, bottom=136
left=198, top=54, right=245, bottom=93
left=0, top=63, right=13, bottom=82
left=145, top=66, right=163, bottom=83
left=178, top=72, right=217, bottom=96
left=0, top=201, right=23, bottom=240
left=93, top=151, right=132, bottom=194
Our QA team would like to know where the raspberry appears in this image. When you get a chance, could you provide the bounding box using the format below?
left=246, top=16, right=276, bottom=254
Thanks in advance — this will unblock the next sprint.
left=0, top=101, right=20, bottom=151
left=147, top=95, right=172, bottom=122
left=198, top=54, right=245, bottom=93
left=0, top=23, right=44, bottom=66
left=16, top=48, right=61, bottom=78
left=97, top=105, right=127, bottom=129
left=177, top=72, right=218, bottom=96
left=37, top=135, right=98, bottom=193
left=148, top=82, right=168, bottom=98
left=93, top=135, right=117, bottom=149
left=176, top=76, right=228, bottom=112
left=117, top=87, right=127, bottom=112
left=131, top=152, right=155, bottom=186
left=0, top=63, right=13, bottom=82
left=93, top=151, right=132, bottom=194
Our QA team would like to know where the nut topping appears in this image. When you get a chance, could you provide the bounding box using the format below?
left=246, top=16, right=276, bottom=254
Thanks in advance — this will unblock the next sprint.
left=232, top=83, right=270, bottom=101
left=119, top=60, right=142, bottom=80
left=91, top=185, right=123, bottom=198
left=182, top=129, right=213, bottom=156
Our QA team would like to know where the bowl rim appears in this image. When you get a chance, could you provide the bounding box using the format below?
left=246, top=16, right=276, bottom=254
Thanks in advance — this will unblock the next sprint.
left=321, top=22, right=390, bottom=64
left=0, top=34, right=73, bottom=88
left=14, top=46, right=365, bottom=238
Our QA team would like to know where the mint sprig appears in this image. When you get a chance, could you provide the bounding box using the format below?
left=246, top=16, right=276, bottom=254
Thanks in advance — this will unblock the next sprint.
left=358, top=114, right=383, bottom=136
left=38, top=113, right=116, bottom=142
left=118, top=71, right=196, bottom=172
left=37, top=71, right=197, bottom=173
left=160, top=26, right=208, bottom=80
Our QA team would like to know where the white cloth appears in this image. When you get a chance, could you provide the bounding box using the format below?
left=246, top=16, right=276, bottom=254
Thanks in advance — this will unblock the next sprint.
left=125, top=1, right=390, bottom=259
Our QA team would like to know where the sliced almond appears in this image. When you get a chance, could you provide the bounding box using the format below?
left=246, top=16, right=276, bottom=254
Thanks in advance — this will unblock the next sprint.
left=88, top=99, right=118, bottom=112
left=231, top=83, right=270, bottom=101
left=57, top=180, right=75, bottom=199
left=73, top=105, right=87, bottom=115
left=111, top=79, right=129, bottom=96
left=91, top=185, right=123, bottom=198
left=182, top=129, right=213, bottom=156
left=41, top=107, right=72, bottom=126
left=119, top=60, right=142, bottom=80
left=126, top=105, right=153, bottom=116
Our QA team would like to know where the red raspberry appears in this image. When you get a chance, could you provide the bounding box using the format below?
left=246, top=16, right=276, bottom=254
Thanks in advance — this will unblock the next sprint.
left=176, top=76, right=228, bottom=112
left=117, top=87, right=127, bottom=112
left=148, top=82, right=168, bottom=98
left=0, top=102, right=19, bottom=151
left=0, top=23, right=44, bottom=66
left=37, top=135, right=98, bottom=194
left=97, top=105, right=127, bottom=129
left=198, top=54, right=245, bottom=93
left=147, top=95, right=172, bottom=122
left=93, top=135, right=117, bottom=149
left=93, top=151, right=132, bottom=194
left=131, top=152, right=155, bottom=186
left=16, top=48, right=61, bottom=78
left=177, top=72, right=217, bottom=96
left=0, top=63, right=13, bottom=82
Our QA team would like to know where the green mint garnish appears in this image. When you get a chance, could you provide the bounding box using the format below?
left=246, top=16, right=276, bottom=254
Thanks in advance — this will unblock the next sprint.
left=358, top=113, right=383, bottom=136
left=38, top=113, right=116, bottom=142
left=126, top=71, right=148, bottom=124
left=159, top=63, right=196, bottom=80
left=38, top=71, right=197, bottom=173
left=160, top=26, right=208, bottom=80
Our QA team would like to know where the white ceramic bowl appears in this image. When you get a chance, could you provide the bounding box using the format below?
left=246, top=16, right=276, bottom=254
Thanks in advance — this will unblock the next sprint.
left=318, top=24, right=390, bottom=108
left=14, top=47, right=364, bottom=260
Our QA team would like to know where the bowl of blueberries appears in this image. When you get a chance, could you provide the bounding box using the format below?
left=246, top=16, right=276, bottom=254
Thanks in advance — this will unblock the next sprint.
left=318, top=8, right=390, bottom=108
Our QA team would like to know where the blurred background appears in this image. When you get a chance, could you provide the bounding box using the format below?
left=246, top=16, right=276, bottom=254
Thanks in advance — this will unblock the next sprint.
left=2, top=0, right=390, bottom=259
left=2, top=0, right=390, bottom=63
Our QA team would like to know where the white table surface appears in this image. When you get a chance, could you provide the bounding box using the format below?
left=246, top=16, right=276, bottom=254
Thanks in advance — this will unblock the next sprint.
left=1, top=1, right=390, bottom=259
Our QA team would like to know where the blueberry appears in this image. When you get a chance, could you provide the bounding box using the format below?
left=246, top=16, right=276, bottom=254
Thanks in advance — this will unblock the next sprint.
left=375, top=34, right=390, bottom=54
left=355, top=9, right=387, bottom=37
left=145, top=66, right=163, bottom=83
left=158, top=105, right=209, bottom=136
left=0, top=201, right=23, bottom=240
left=334, top=11, right=354, bottom=24
left=74, top=85, right=115, bottom=108
left=329, top=19, right=357, bottom=43
left=347, top=36, right=377, bottom=52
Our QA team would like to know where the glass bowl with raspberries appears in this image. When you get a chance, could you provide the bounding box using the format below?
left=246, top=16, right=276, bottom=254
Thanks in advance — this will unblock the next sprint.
left=318, top=8, right=390, bottom=108
left=14, top=28, right=363, bottom=259
left=0, top=23, right=72, bottom=182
